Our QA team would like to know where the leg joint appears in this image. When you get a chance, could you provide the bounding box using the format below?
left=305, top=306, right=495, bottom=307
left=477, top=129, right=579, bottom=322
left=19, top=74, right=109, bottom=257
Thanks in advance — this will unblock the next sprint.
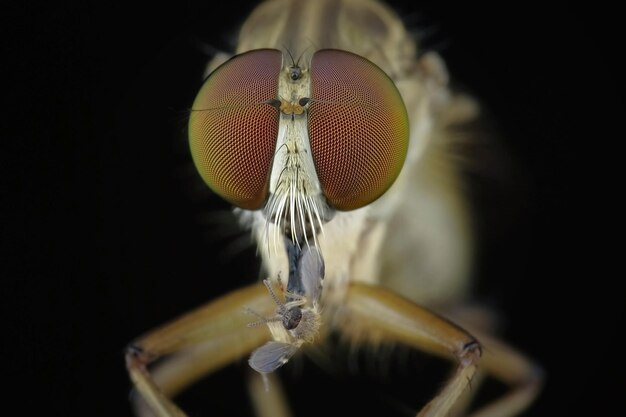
left=459, top=339, right=481, bottom=368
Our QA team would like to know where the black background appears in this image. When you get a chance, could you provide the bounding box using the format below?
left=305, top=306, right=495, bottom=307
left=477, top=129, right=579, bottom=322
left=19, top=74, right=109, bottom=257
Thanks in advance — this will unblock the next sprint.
left=5, top=1, right=623, bottom=416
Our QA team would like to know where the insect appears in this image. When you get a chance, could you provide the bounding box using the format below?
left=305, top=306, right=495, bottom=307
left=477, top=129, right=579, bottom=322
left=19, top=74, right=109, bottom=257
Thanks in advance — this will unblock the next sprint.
left=125, top=0, right=544, bottom=416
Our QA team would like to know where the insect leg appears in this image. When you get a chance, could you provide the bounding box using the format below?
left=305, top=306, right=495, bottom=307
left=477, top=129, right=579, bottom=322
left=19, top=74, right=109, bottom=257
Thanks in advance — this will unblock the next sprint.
left=247, top=369, right=293, bottom=417
left=440, top=306, right=544, bottom=417
left=462, top=330, right=543, bottom=417
left=341, top=283, right=541, bottom=417
left=125, top=283, right=280, bottom=417
left=340, top=283, right=480, bottom=417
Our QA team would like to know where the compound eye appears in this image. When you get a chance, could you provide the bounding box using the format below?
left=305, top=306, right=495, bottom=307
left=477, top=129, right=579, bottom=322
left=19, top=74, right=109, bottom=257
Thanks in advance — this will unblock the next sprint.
left=308, top=49, right=409, bottom=210
left=188, top=49, right=282, bottom=210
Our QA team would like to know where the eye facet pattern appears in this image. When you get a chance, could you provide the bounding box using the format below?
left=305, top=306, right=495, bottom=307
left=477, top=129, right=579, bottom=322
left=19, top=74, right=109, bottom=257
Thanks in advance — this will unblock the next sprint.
left=308, top=49, right=409, bottom=211
left=188, top=48, right=282, bottom=210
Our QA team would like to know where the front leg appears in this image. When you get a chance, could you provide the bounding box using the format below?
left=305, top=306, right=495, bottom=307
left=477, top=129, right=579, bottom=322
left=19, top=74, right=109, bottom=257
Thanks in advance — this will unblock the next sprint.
left=340, top=283, right=543, bottom=417
left=126, top=283, right=277, bottom=417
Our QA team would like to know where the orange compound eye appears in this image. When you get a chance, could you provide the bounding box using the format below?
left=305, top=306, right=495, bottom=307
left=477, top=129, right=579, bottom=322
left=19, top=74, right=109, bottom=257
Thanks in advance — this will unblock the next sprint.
left=308, top=49, right=409, bottom=211
left=188, top=49, right=282, bottom=210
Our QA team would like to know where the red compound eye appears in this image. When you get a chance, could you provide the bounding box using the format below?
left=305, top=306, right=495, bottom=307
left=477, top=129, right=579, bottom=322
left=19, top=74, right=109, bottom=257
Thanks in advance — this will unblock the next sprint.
left=308, top=49, right=409, bottom=211
left=188, top=49, right=282, bottom=210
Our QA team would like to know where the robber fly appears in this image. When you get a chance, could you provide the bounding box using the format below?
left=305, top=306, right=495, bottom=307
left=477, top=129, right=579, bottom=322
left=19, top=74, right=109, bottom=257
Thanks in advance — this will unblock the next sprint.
left=126, top=1, right=543, bottom=416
